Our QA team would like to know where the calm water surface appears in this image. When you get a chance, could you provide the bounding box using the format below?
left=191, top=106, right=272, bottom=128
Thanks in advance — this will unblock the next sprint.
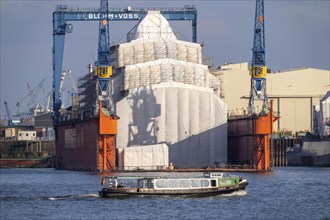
left=0, top=167, right=329, bottom=220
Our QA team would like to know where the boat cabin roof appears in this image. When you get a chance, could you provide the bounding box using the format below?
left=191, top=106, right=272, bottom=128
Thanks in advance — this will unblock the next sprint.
left=103, top=173, right=229, bottom=181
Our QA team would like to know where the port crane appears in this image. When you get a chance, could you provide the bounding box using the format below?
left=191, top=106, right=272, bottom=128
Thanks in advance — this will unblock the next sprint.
left=59, top=71, right=66, bottom=109
left=247, top=0, right=277, bottom=171
left=96, top=0, right=112, bottom=109
left=248, top=0, right=268, bottom=115
left=4, top=101, right=21, bottom=125
left=52, top=4, right=197, bottom=125
left=67, top=70, right=79, bottom=116
left=68, top=70, right=78, bottom=95
left=4, top=101, right=11, bottom=125
left=27, top=83, right=36, bottom=108
left=13, top=78, right=47, bottom=119
left=45, top=92, right=52, bottom=112
left=96, top=0, right=117, bottom=170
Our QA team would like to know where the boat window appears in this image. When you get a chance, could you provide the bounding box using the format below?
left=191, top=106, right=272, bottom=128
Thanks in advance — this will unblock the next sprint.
left=142, top=180, right=147, bottom=188
left=155, top=179, right=168, bottom=188
left=211, top=180, right=217, bottom=187
left=168, top=180, right=179, bottom=188
left=179, top=180, right=189, bottom=188
left=201, top=180, right=210, bottom=187
left=190, top=180, right=200, bottom=188
left=138, top=180, right=143, bottom=188
left=148, top=180, right=154, bottom=188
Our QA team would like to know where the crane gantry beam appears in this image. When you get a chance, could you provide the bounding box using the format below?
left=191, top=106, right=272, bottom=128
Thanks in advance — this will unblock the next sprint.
left=52, top=5, right=197, bottom=125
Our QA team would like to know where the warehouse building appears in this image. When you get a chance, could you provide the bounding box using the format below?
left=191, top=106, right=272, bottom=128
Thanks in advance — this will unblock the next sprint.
left=212, top=63, right=330, bottom=133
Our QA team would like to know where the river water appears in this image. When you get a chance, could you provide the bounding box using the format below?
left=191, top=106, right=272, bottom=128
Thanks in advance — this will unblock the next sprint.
left=0, top=167, right=329, bottom=220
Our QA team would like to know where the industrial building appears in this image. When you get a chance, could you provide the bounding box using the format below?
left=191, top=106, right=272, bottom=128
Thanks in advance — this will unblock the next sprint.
left=212, top=63, right=330, bottom=134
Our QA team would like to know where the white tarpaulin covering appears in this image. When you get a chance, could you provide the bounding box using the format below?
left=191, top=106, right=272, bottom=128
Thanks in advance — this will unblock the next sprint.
left=123, top=58, right=209, bottom=90
left=114, top=11, right=202, bottom=68
left=115, top=82, right=227, bottom=168
left=111, top=12, right=227, bottom=169
left=132, top=11, right=177, bottom=40
left=117, top=143, right=169, bottom=170
left=117, top=38, right=202, bottom=67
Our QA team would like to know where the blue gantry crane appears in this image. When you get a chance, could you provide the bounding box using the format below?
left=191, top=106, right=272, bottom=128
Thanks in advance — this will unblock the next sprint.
left=52, top=4, right=197, bottom=125
left=95, top=0, right=112, bottom=111
left=248, top=0, right=268, bottom=115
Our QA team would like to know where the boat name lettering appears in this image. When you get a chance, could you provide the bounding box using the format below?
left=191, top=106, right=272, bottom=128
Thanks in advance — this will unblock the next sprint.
left=88, top=13, right=139, bottom=20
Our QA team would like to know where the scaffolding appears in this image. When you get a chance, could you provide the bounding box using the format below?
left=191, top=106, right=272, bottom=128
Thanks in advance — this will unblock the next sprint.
left=78, top=11, right=221, bottom=120
left=111, top=11, right=220, bottom=94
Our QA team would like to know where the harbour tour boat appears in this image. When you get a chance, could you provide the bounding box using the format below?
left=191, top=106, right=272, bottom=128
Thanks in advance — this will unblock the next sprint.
left=99, top=173, right=248, bottom=197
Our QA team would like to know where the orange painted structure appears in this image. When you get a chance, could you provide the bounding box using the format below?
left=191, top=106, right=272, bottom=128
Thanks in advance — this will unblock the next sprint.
left=228, top=101, right=278, bottom=171
left=98, top=101, right=117, bottom=171
left=55, top=102, right=117, bottom=171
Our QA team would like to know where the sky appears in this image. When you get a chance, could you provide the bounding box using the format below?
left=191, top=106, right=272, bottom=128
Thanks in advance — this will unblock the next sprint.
left=0, top=0, right=329, bottom=120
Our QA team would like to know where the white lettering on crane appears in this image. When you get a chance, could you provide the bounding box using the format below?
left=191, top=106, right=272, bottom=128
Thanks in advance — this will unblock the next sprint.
left=88, top=13, right=139, bottom=20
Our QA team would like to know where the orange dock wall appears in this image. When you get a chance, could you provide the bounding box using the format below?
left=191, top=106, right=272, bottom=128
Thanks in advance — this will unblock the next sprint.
left=228, top=118, right=255, bottom=164
left=56, top=119, right=99, bottom=171
left=228, top=113, right=272, bottom=171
